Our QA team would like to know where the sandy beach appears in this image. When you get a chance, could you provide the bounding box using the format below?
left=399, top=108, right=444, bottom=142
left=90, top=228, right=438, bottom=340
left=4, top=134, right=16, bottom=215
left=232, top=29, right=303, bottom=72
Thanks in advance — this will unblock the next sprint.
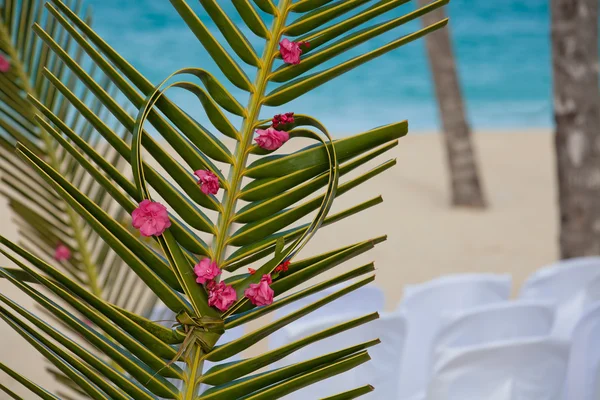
left=0, top=131, right=559, bottom=394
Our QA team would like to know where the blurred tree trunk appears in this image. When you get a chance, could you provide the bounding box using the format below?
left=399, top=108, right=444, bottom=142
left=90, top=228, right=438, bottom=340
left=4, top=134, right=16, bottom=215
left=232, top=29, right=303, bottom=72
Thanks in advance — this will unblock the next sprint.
left=552, top=0, right=600, bottom=258
left=419, top=2, right=486, bottom=208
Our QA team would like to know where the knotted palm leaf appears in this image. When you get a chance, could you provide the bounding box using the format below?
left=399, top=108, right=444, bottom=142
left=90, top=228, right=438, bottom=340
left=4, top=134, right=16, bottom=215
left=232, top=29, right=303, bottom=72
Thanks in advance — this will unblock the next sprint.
left=0, top=0, right=449, bottom=398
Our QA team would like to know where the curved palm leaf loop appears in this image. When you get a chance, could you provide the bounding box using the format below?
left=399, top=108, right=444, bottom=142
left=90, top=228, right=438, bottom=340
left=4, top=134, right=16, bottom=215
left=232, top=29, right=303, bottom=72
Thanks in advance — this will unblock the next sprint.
left=131, top=68, right=339, bottom=350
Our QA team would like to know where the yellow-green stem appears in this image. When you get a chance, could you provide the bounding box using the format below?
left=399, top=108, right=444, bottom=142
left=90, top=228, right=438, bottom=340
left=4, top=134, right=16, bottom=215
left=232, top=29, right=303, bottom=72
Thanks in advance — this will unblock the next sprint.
left=212, top=1, right=292, bottom=264
left=182, top=344, right=205, bottom=400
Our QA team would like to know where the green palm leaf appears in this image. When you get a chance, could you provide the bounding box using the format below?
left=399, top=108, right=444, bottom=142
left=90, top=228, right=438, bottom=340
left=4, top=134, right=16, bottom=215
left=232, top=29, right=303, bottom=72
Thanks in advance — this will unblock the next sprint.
left=0, top=0, right=154, bottom=319
left=0, top=0, right=449, bottom=398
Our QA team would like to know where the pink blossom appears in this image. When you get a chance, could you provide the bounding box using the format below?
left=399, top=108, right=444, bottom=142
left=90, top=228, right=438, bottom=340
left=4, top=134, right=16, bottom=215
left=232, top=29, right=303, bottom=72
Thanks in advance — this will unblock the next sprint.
left=54, top=244, right=71, bottom=261
left=273, top=112, right=295, bottom=128
left=194, top=169, right=220, bottom=195
left=131, top=199, right=171, bottom=237
left=208, top=281, right=237, bottom=312
left=279, top=39, right=308, bottom=65
left=244, top=274, right=274, bottom=306
left=275, top=260, right=290, bottom=273
left=194, top=258, right=221, bottom=284
left=0, top=56, right=10, bottom=73
left=255, top=127, right=289, bottom=150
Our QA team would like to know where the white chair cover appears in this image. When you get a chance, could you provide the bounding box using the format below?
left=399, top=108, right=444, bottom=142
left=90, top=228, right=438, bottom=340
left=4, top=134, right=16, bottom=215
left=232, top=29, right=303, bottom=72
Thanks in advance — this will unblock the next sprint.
left=427, top=338, right=569, bottom=400
left=397, top=274, right=512, bottom=399
left=269, top=284, right=385, bottom=350
left=564, top=301, right=600, bottom=400
left=520, top=256, right=600, bottom=339
left=432, top=301, right=555, bottom=372
left=280, top=312, right=406, bottom=399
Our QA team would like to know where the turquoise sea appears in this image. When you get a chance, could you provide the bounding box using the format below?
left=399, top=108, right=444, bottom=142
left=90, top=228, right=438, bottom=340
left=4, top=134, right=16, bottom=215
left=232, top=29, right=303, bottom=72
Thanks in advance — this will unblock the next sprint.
left=83, top=0, right=551, bottom=134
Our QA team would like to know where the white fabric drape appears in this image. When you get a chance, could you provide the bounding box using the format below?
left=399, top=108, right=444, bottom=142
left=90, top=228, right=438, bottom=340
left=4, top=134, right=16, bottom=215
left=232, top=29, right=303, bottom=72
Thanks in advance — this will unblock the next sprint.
left=396, top=274, right=512, bottom=399
left=427, top=338, right=569, bottom=400
left=564, top=301, right=600, bottom=400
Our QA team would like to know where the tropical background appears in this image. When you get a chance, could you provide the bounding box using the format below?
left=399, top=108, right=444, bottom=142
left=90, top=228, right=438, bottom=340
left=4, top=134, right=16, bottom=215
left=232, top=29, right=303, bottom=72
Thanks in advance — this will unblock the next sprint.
left=83, top=0, right=551, bottom=131
left=0, top=0, right=588, bottom=397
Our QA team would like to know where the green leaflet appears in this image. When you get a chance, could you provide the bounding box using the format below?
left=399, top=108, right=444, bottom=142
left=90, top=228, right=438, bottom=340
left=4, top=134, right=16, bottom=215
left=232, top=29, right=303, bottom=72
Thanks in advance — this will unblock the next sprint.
left=200, top=347, right=374, bottom=399
left=285, top=0, right=372, bottom=37
left=204, top=313, right=378, bottom=385
left=209, top=276, right=374, bottom=361
left=225, top=263, right=376, bottom=328
left=233, top=0, right=270, bottom=38
left=244, top=121, right=407, bottom=178
left=200, top=0, right=261, bottom=65
left=273, top=0, right=450, bottom=82
left=291, top=0, right=338, bottom=13
left=170, top=0, right=254, bottom=91
left=264, top=20, right=448, bottom=105
left=321, top=385, right=376, bottom=399
left=0, top=363, right=60, bottom=400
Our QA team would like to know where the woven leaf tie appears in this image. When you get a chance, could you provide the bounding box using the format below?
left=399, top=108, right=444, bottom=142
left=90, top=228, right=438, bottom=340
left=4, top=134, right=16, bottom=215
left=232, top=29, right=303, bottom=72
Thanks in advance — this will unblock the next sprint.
left=176, top=310, right=225, bottom=354
left=148, top=311, right=224, bottom=383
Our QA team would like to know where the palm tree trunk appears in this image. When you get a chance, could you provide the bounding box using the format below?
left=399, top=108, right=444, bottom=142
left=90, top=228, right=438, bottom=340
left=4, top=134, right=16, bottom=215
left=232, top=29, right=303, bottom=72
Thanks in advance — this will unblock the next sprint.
left=552, top=0, right=600, bottom=258
left=419, top=3, right=486, bottom=208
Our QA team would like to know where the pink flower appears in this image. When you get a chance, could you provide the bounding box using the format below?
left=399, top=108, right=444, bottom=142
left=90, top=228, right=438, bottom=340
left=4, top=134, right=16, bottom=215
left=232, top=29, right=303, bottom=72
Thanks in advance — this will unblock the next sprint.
left=275, top=260, right=290, bottom=273
left=273, top=112, right=295, bottom=128
left=194, top=169, right=219, bottom=195
left=0, top=56, right=10, bottom=73
left=194, top=258, right=221, bottom=284
left=208, top=282, right=237, bottom=312
left=131, top=199, right=171, bottom=237
left=279, top=39, right=308, bottom=65
left=54, top=244, right=71, bottom=261
left=255, top=127, right=289, bottom=150
left=244, top=274, right=274, bottom=306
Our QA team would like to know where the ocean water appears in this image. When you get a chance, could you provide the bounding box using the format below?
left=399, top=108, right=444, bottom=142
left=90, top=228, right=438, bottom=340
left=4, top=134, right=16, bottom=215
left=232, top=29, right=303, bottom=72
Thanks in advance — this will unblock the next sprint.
left=83, top=0, right=551, bottom=134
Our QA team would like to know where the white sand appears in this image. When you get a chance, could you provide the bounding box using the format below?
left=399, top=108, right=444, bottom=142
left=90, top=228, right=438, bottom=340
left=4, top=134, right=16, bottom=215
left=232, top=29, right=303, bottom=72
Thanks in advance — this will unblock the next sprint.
left=0, top=131, right=559, bottom=394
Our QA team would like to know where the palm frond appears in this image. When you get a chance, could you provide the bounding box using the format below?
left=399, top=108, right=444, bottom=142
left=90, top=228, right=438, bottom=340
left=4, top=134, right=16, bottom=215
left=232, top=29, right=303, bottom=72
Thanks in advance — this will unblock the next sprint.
left=0, top=0, right=449, bottom=398
left=0, top=0, right=153, bottom=319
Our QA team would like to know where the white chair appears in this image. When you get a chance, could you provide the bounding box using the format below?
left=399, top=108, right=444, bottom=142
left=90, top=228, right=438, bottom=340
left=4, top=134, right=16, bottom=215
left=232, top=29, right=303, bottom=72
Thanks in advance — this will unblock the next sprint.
left=281, top=312, right=406, bottom=399
left=269, top=284, right=385, bottom=350
left=564, top=302, right=600, bottom=400
left=396, top=274, right=512, bottom=399
left=520, top=256, right=600, bottom=339
left=432, top=301, right=555, bottom=373
left=426, top=338, right=569, bottom=400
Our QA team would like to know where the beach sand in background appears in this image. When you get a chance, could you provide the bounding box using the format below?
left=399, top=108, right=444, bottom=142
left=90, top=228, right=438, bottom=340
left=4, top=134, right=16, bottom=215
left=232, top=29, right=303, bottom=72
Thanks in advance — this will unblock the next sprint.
left=0, top=131, right=559, bottom=394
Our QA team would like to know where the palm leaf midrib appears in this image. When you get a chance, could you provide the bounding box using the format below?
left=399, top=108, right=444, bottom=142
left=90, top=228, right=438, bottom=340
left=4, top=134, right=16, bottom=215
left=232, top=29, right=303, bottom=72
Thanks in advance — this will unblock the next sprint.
left=0, top=13, right=101, bottom=296
left=212, top=0, right=293, bottom=264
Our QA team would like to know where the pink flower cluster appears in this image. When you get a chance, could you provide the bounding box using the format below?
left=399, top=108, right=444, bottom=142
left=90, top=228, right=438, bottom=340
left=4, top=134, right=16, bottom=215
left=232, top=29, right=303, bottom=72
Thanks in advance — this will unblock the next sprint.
left=244, top=274, right=274, bottom=307
left=54, top=244, right=71, bottom=261
left=131, top=200, right=171, bottom=237
left=195, top=259, right=276, bottom=309
left=194, top=258, right=237, bottom=312
left=194, top=258, right=220, bottom=284
left=255, top=127, right=289, bottom=150
left=279, top=39, right=309, bottom=65
left=272, top=112, right=295, bottom=128
left=275, top=260, right=290, bottom=274
left=195, top=169, right=219, bottom=195
left=0, top=56, right=10, bottom=73
left=254, top=112, right=296, bottom=151
left=208, top=281, right=237, bottom=312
